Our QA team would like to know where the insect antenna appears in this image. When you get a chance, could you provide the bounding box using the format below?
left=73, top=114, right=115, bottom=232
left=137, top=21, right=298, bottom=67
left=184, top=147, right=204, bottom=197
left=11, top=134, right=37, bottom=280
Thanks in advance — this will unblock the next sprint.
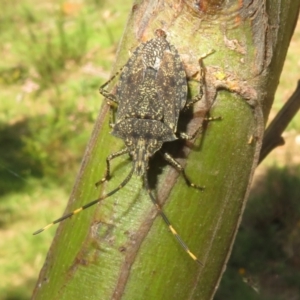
left=143, top=174, right=203, bottom=265
left=33, top=167, right=135, bottom=235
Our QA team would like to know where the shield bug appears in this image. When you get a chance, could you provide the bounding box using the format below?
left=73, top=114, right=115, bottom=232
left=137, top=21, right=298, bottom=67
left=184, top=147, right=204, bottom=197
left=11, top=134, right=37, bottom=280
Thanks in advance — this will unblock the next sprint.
left=34, top=30, right=214, bottom=265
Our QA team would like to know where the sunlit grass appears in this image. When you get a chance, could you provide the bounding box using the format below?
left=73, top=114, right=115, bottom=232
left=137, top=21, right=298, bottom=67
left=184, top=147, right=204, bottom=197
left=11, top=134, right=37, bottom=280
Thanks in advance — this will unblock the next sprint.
left=0, top=0, right=131, bottom=298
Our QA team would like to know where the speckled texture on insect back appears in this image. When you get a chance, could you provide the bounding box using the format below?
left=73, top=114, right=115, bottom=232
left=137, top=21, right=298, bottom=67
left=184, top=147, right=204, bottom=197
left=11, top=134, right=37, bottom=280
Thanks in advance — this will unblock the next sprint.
left=113, top=30, right=188, bottom=175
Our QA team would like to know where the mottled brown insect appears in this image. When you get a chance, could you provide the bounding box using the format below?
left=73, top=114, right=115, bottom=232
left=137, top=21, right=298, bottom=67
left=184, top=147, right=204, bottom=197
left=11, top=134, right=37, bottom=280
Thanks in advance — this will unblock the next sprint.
left=34, top=29, right=212, bottom=265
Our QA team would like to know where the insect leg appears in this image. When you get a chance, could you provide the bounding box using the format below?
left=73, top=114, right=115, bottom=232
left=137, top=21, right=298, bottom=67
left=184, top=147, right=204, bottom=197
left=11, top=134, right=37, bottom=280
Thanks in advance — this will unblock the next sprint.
left=179, top=50, right=220, bottom=140
left=100, top=67, right=127, bottom=126
left=33, top=168, right=134, bottom=235
left=99, top=66, right=125, bottom=104
left=185, top=49, right=215, bottom=109
left=178, top=114, right=221, bottom=141
left=184, top=89, right=203, bottom=110
left=163, top=152, right=204, bottom=190
left=95, top=148, right=129, bottom=187
left=144, top=174, right=202, bottom=265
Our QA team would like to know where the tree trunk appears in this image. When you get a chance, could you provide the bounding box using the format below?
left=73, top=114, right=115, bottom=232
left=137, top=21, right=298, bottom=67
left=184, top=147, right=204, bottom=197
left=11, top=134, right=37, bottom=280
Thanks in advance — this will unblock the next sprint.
left=32, top=1, right=300, bottom=299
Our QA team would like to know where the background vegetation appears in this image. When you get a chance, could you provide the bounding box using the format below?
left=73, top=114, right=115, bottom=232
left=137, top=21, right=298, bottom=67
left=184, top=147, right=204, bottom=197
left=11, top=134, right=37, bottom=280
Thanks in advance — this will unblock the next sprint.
left=0, top=1, right=299, bottom=299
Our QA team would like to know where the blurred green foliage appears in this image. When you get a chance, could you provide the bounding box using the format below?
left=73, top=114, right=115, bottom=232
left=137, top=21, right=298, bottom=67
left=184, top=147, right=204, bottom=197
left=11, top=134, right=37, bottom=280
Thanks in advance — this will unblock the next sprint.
left=0, top=0, right=130, bottom=299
